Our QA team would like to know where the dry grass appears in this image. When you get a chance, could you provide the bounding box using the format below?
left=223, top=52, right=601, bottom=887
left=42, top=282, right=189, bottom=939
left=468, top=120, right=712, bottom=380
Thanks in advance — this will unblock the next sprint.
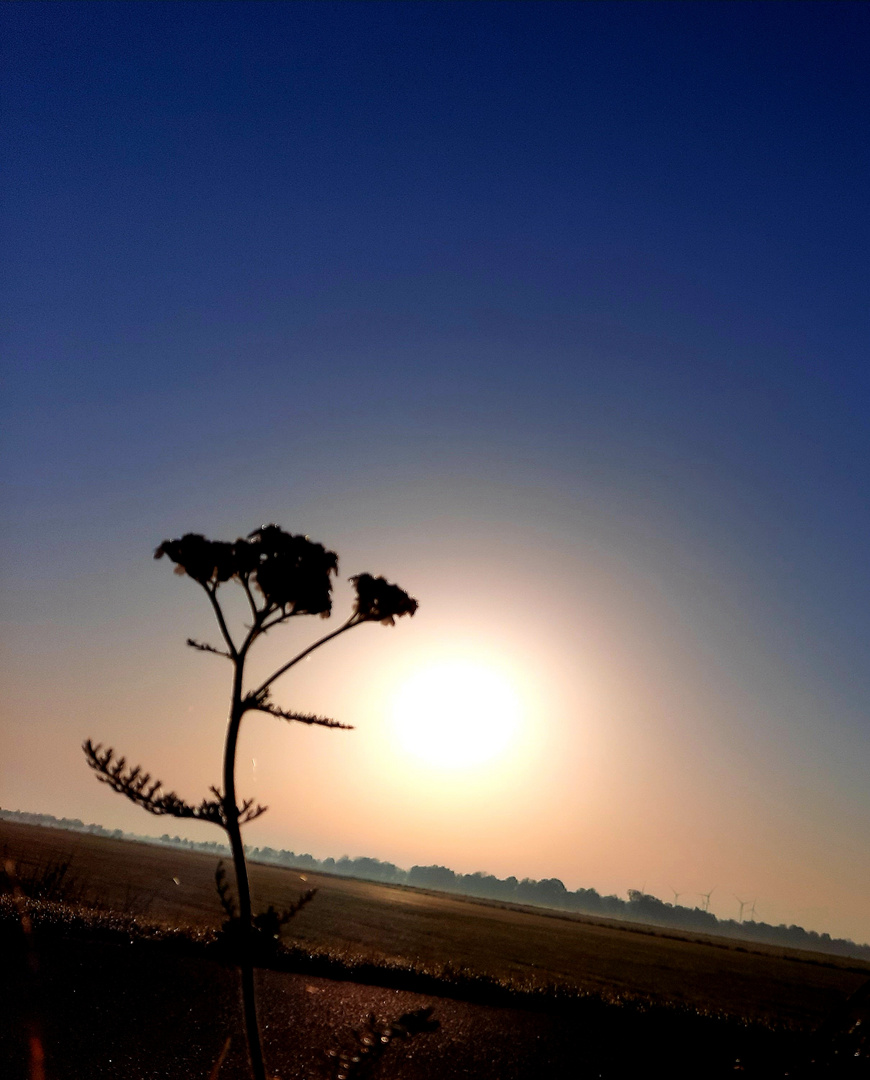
left=2, top=819, right=867, bottom=1028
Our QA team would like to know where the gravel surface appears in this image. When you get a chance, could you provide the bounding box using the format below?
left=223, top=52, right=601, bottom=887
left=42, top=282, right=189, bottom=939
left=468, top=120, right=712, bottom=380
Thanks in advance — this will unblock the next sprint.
left=1, top=933, right=806, bottom=1080
left=1, top=935, right=573, bottom=1080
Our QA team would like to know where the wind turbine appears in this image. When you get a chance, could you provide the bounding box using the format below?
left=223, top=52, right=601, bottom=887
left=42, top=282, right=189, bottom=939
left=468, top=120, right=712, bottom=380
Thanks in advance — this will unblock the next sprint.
left=746, top=900, right=758, bottom=922
left=699, top=888, right=714, bottom=912
left=735, top=896, right=749, bottom=922
left=670, top=886, right=682, bottom=907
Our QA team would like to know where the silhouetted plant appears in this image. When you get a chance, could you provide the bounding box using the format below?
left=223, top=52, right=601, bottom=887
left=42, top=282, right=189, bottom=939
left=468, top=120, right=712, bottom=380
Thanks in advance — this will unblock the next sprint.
left=0, top=852, right=86, bottom=906
left=214, top=859, right=318, bottom=963
left=84, top=525, right=417, bottom=1080
left=322, top=1007, right=439, bottom=1080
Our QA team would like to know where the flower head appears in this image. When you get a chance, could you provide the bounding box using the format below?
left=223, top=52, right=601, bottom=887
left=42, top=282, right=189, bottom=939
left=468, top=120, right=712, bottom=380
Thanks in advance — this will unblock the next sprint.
left=154, top=534, right=236, bottom=586
left=155, top=525, right=339, bottom=616
left=351, top=573, right=418, bottom=625
left=246, top=525, right=338, bottom=616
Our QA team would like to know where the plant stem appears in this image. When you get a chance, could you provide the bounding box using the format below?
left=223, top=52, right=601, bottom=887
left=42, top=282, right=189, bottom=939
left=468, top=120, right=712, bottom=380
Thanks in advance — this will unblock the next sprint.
left=253, top=616, right=357, bottom=698
left=224, top=648, right=267, bottom=1080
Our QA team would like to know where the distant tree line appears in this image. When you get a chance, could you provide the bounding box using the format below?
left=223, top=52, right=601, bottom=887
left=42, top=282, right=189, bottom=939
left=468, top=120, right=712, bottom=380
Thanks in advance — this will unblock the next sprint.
left=4, top=806, right=868, bottom=963
left=0, top=806, right=231, bottom=854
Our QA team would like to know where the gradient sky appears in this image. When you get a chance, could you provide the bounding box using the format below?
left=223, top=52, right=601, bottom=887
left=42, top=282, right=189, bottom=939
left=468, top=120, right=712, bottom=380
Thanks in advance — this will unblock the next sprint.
left=2, top=1, right=869, bottom=943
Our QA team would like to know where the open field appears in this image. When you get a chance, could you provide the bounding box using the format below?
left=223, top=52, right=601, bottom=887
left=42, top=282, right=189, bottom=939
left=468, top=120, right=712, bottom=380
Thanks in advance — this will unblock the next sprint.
left=3, top=820, right=868, bottom=1029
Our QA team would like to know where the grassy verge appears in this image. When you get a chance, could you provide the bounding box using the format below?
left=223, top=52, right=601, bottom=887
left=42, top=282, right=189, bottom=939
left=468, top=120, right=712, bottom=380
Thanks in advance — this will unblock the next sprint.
left=5, top=892, right=870, bottom=1076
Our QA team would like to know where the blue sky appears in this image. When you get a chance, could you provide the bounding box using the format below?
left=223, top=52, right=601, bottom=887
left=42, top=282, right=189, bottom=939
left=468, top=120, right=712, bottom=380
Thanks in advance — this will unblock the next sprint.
left=2, top=2, right=869, bottom=941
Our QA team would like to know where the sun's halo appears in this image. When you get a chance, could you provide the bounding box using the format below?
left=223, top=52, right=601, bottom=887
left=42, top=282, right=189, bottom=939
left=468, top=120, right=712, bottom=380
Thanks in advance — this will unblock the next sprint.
left=389, top=659, right=522, bottom=769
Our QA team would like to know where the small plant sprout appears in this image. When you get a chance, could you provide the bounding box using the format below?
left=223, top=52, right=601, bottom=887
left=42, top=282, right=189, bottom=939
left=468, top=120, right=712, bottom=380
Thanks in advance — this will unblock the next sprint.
left=84, top=525, right=417, bottom=1080
left=324, top=1007, right=439, bottom=1080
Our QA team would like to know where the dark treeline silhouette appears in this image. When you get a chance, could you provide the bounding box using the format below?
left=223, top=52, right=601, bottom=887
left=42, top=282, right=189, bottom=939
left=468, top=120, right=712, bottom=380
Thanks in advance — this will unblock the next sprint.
left=0, top=806, right=234, bottom=855
left=5, top=805, right=868, bottom=963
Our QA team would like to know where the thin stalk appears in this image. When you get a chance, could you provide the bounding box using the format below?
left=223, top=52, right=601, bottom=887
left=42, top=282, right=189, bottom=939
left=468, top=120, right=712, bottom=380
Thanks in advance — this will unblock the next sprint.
left=253, top=616, right=358, bottom=698
left=207, top=584, right=239, bottom=659
left=223, top=644, right=267, bottom=1080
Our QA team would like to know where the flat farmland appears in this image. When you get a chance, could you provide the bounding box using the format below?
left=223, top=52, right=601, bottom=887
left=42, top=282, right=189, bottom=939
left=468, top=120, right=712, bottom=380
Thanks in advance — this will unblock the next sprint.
left=2, top=820, right=867, bottom=1027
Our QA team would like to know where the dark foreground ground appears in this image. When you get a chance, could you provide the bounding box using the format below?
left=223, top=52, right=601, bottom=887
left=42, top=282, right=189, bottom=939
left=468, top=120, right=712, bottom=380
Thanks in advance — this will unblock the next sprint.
left=4, top=901, right=869, bottom=1078
left=2, top=822, right=868, bottom=1078
left=0, top=928, right=811, bottom=1080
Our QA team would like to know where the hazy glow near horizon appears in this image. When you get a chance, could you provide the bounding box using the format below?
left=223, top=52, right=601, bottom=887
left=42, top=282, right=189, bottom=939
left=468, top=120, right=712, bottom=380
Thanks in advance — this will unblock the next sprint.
left=2, top=3, right=869, bottom=946
left=389, top=660, right=523, bottom=769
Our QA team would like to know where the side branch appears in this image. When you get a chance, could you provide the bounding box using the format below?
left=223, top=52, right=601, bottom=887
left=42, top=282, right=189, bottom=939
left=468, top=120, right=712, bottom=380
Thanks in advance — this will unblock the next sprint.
left=240, top=575, right=260, bottom=623
left=253, top=700, right=353, bottom=731
left=253, top=616, right=359, bottom=698
left=258, top=608, right=299, bottom=634
left=208, top=786, right=268, bottom=825
left=187, top=638, right=232, bottom=659
left=204, top=585, right=239, bottom=659
left=83, top=741, right=267, bottom=826
left=83, top=741, right=224, bottom=825
left=252, top=889, right=318, bottom=937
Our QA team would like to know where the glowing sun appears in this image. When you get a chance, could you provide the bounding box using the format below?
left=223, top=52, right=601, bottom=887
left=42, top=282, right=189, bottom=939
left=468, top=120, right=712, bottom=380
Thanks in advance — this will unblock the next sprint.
left=389, top=659, right=522, bottom=768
